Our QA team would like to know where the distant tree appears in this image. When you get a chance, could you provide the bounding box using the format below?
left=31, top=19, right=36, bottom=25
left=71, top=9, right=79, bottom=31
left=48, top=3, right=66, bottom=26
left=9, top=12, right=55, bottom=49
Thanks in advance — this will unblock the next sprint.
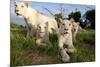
left=79, top=19, right=86, bottom=28
left=20, top=25, right=24, bottom=28
left=83, top=9, right=95, bottom=29
left=54, top=13, right=63, bottom=19
left=68, top=11, right=81, bottom=22
left=11, top=22, right=24, bottom=29
left=79, top=19, right=91, bottom=29
left=11, top=22, right=20, bottom=28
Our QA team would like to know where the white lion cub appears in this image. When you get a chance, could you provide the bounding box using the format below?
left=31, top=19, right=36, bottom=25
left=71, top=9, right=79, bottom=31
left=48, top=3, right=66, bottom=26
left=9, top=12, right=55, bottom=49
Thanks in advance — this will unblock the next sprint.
left=14, top=1, right=58, bottom=37
left=58, top=19, right=76, bottom=62
left=36, top=22, right=49, bottom=45
left=70, top=18, right=80, bottom=41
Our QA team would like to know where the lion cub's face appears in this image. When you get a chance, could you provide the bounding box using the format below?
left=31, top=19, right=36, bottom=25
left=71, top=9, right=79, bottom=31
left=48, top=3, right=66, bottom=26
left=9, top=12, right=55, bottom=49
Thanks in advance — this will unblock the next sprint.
left=37, top=23, right=48, bottom=38
left=59, top=20, right=72, bottom=35
left=72, top=22, right=79, bottom=32
left=14, top=1, right=29, bottom=17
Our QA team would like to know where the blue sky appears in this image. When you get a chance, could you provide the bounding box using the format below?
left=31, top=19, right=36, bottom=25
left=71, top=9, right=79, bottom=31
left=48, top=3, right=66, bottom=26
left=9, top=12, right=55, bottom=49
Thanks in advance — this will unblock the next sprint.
left=10, top=0, right=95, bottom=26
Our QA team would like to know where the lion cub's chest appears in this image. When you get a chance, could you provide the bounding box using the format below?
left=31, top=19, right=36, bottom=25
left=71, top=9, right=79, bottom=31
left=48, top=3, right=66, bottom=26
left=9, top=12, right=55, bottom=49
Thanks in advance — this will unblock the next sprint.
left=58, top=33, right=71, bottom=43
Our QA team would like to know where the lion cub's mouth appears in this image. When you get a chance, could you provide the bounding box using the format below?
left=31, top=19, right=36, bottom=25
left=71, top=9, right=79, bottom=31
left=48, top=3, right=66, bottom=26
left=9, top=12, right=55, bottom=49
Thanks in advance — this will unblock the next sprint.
left=16, top=13, right=22, bottom=16
left=64, top=31, right=68, bottom=34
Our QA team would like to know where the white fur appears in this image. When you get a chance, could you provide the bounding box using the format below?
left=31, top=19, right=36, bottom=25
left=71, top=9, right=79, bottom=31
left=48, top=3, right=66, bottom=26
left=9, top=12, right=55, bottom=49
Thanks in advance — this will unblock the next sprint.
left=15, top=1, right=58, bottom=37
left=15, top=1, right=76, bottom=62
left=36, top=22, right=49, bottom=45
left=58, top=20, right=76, bottom=62
left=70, top=19, right=80, bottom=41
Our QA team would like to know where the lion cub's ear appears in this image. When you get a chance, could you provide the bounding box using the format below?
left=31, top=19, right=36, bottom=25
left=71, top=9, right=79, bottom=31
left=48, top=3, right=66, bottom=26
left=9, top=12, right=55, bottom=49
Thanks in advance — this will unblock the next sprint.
left=24, top=1, right=29, bottom=7
left=77, top=22, right=80, bottom=25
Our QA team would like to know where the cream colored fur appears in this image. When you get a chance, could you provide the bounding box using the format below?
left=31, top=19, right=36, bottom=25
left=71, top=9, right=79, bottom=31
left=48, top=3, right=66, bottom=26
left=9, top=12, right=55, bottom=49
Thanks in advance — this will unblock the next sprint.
left=14, top=1, right=58, bottom=37
left=36, top=22, right=49, bottom=45
left=15, top=1, right=76, bottom=62
left=58, top=19, right=76, bottom=62
left=70, top=18, right=80, bottom=41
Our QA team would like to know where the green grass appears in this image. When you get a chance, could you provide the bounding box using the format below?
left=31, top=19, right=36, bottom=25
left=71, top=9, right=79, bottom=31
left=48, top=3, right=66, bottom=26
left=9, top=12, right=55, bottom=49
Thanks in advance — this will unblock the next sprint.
left=70, top=30, right=95, bottom=62
left=10, top=25, right=95, bottom=66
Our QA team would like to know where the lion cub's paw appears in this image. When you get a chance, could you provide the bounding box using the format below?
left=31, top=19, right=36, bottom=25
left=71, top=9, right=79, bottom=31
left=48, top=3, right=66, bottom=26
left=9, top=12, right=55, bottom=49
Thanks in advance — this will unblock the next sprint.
left=65, top=48, right=77, bottom=53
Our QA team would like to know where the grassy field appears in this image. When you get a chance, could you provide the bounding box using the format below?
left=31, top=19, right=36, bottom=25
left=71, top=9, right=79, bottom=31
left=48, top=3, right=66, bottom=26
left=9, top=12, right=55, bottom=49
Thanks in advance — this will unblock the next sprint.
left=10, top=23, right=95, bottom=66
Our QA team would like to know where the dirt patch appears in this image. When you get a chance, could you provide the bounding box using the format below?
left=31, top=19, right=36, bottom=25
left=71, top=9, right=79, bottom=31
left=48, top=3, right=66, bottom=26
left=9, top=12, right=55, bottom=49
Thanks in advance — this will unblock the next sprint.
left=23, top=49, right=61, bottom=65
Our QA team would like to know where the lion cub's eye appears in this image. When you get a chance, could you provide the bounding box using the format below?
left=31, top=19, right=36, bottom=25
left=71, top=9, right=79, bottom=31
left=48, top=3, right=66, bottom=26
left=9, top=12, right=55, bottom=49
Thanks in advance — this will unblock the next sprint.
left=62, top=24, right=65, bottom=25
left=38, top=26, right=41, bottom=29
left=69, top=24, right=71, bottom=26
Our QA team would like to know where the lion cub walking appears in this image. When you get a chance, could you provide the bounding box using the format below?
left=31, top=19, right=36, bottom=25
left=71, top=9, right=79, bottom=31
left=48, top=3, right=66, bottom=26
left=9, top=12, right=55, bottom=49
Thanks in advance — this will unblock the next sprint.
left=57, top=19, right=76, bottom=62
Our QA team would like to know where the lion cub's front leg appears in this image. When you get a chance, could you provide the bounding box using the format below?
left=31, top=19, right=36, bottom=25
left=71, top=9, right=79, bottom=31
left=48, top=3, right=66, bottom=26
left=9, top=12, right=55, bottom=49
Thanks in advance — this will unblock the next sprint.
left=36, top=38, right=47, bottom=46
left=65, top=36, right=76, bottom=53
left=58, top=36, right=70, bottom=62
